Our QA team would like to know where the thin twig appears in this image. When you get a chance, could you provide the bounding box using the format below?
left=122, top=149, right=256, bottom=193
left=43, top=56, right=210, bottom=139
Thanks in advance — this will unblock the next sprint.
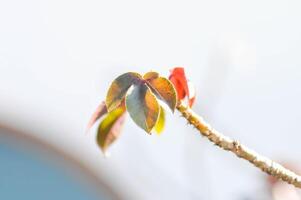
left=176, top=101, right=301, bottom=188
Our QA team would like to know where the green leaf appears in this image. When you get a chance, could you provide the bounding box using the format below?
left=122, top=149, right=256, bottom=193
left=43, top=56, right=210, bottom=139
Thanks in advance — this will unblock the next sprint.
left=126, top=83, right=160, bottom=133
left=96, top=106, right=126, bottom=152
left=143, top=71, right=159, bottom=80
left=154, top=106, right=165, bottom=134
left=146, top=77, right=177, bottom=112
left=106, top=72, right=142, bottom=112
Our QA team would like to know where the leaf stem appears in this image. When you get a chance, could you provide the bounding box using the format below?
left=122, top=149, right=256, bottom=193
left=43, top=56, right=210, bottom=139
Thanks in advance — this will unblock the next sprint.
left=176, top=101, right=301, bottom=188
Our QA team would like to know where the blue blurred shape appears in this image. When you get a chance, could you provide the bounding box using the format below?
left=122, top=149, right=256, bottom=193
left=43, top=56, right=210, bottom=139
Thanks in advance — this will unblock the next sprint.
left=0, top=137, right=110, bottom=200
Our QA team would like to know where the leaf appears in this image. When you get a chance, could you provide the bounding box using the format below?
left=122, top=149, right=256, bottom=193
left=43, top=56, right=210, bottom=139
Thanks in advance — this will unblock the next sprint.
left=143, top=71, right=159, bottom=80
left=146, top=77, right=177, bottom=112
left=106, top=72, right=142, bottom=112
left=154, top=106, right=165, bottom=134
left=86, top=101, right=107, bottom=133
left=96, top=106, right=126, bottom=152
left=169, top=67, right=196, bottom=107
left=169, top=67, right=189, bottom=100
left=126, top=83, right=160, bottom=133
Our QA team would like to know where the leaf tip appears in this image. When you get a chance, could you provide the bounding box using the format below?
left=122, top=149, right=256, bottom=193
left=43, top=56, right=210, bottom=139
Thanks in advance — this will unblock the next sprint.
left=101, top=149, right=110, bottom=158
left=86, top=101, right=108, bottom=133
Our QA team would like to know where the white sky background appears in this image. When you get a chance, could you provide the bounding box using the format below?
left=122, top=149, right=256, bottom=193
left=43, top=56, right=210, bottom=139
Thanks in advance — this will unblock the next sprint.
left=1, top=0, right=301, bottom=199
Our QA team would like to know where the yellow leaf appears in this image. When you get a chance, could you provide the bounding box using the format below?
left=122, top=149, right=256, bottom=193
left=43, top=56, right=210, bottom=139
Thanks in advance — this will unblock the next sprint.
left=154, top=106, right=165, bottom=135
left=97, top=106, right=126, bottom=152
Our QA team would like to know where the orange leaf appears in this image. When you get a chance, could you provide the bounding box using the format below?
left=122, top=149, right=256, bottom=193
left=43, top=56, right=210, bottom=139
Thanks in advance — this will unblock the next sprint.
left=143, top=71, right=159, bottom=80
left=146, top=77, right=177, bottom=112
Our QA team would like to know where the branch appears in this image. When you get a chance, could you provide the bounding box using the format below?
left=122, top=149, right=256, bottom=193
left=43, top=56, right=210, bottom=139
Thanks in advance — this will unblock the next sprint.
left=176, top=101, right=301, bottom=188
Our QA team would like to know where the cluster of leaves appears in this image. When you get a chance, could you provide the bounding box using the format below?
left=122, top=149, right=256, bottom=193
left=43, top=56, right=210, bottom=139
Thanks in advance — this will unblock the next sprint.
left=87, top=67, right=195, bottom=153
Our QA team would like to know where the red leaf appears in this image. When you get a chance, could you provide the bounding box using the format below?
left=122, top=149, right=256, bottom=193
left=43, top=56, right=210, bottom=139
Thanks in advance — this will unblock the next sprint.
left=86, top=101, right=107, bottom=133
left=169, top=67, right=189, bottom=100
left=169, top=67, right=196, bottom=107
